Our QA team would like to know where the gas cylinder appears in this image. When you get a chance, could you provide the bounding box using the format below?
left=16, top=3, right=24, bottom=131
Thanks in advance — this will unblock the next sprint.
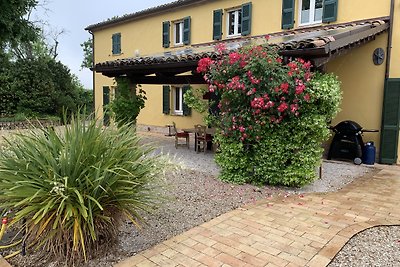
left=362, top=141, right=376, bottom=165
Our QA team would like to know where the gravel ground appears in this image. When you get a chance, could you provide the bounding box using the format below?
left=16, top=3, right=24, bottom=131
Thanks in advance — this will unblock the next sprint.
left=328, top=226, right=400, bottom=267
left=2, top=130, right=396, bottom=266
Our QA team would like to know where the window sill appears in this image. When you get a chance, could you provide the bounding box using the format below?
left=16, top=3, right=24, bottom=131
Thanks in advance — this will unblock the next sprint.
left=111, top=53, right=123, bottom=57
left=226, top=34, right=242, bottom=39
left=174, top=43, right=184, bottom=48
left=172, top=112, right=184, bottom=116
left=298, top=21, right=323, bottom=28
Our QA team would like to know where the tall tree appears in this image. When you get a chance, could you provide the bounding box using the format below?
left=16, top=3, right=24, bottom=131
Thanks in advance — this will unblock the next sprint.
left=80, top=38, right=93, bottom=69
left=0, top=0, right=39, bottom=48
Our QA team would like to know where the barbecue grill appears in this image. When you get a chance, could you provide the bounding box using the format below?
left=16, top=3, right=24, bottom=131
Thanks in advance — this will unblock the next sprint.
left=327, top=120, right=378, bottom=164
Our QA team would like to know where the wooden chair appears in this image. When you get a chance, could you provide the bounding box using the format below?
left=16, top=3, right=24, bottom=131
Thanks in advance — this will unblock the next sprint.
left=195, top=124, right=212, bottom=153
left=173, top=122, right=189, bottom=149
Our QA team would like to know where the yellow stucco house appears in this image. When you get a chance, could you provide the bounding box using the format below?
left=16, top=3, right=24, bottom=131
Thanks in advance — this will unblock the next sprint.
left=86, top=0, right=400, bottom=164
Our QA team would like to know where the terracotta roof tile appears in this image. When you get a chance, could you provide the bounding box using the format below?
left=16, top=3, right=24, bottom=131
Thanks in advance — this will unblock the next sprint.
left=85, top=0, right=205, bottom=31
left=94, top=17, right=389, bottom=74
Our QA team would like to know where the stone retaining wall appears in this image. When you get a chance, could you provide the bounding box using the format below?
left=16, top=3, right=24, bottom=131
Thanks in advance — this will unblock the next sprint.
left=0, top=120, right=60, bottom=130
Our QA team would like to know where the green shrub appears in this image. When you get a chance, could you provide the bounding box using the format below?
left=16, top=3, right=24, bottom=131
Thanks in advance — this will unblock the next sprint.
left=198, top=43, right=341, bottom=186
left=0, top=115, right=169, bottom=263
left=110, top=77, right=146, bottom=127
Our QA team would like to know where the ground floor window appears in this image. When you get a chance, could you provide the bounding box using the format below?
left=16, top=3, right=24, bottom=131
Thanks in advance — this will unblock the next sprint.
left=162, top=85, right=191, bottom=116
left=173, top=86, right=183, bottom=115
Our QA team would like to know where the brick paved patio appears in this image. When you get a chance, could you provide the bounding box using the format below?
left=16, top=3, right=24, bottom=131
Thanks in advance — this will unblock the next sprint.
left=115, top=167, right=400, bottom=267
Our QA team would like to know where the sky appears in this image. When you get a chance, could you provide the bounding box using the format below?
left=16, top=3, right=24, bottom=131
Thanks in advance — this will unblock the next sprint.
left=32, top=0, right=173, bottom=89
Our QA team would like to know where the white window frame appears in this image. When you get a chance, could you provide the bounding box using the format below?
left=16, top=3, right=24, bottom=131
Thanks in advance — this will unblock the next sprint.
left=172, top=86, right=183, bottom=115
left=226, top=8, right=242, bottom=37
left=174, top=21, right=184, bottom=46
left=298, top=0, right=323, bottom=26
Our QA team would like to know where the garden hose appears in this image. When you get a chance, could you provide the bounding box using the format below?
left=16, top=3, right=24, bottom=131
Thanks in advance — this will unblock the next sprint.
left=0, top=216, right=26, bottom=259
left=0, top=217, right=8, bottom=241
left=3, top=249, right=22, bottom=260
left=0, top=239, right=22, bottom=249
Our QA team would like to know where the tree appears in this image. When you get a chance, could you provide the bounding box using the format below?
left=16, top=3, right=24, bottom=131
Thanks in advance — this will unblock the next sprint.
left=0, top=0, right=90, bottom=119
left=0, top=0, right=39, bottom=48
left=80, top=38, right=93, bottom=69
left=0, top=57, right=91, bottom=118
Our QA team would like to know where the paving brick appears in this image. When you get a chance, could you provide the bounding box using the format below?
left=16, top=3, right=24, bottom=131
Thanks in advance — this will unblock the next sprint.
left=251, top=241, right=281, bottom=256
left=192, top=242, right=209, bottom=253
left=307, top=255, right=331, bottom=267
left=212, top=242, right=241, bottom=256
left=237, top=251, right=266, bottom=266
left=149, top=254, right=178, bottom=267
left=277, top=251, right=308, bottom=266
left=173, top=243, right=200, bottom=258
left=202, top=246, right=222, bottom=257
left=113, top=168, right=400, bottom=267
left=170, top=252, right=202, bottom=267
left=114, top=254, right=147, bottom=267
left=215, top=252, right=247, bottom=267
left=256, top=252, right=290, bottom=267
left=136, top=259, right=158, bottom=267
left=236, top=243, right=261, bottom=256
left=192, top=234, right=218, bottom=246
left=162, top=248, right=179, bottom=259
left=192, top=252, right=224, bottom=267
left=180, top=237, right=198, bottom=247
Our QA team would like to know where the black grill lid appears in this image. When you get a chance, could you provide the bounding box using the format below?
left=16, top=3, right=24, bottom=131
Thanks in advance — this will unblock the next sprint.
left=332, top=120, right=362, bottom=134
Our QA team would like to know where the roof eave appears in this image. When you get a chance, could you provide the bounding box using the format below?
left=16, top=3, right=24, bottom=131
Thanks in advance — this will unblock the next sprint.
left=85, top=0, right=207, bottom=32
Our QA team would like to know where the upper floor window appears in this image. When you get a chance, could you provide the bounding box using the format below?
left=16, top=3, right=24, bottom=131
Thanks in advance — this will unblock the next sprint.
left=300, top=0, right=323, bottom=25
left=112, top=33, right=121, bottom=55
left=163, top=17, right=191, bottom=48
left=282, top=0, right=338, bottom=29
left=227, top=9, right=242, bottom=37
left=174, top=21, right=184, bottom=45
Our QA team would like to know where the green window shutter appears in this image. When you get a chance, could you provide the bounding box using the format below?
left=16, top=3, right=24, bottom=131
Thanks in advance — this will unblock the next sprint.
left=162, top=21, right=170, bottom=48
left=241, top=2, right=252, bottom=36
left=182, top=85, right=192, bottom=116
left=103, top=86, right=110, bottom=126
left=281, top=0, right=295, bottom=29
left=183, top=16, right=191, bottom=45
left=322, top=0, right=338, bottom=23
left=162, top=85, right=170, bottom=114
left=112, top=33, right=121, bottom=55
left=379, top=79, right=400, bottom=164
left=213, top=9, right=223, bottom=40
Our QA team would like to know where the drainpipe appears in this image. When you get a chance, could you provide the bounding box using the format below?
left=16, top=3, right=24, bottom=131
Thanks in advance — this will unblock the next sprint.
left=89, top=30, right=95, bottom=117
left=385, top=0, right=395, bottom=79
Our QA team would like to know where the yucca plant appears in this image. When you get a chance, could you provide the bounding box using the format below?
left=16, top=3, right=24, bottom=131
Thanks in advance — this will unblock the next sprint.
left=0, top=115, right=169, bottom=263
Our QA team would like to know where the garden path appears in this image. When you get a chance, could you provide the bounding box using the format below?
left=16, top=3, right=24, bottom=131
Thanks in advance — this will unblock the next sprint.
left=114, top=164, right=400, bottom=267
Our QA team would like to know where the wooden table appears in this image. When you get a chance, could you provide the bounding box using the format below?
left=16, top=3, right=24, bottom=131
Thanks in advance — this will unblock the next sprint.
left=183, top=127, right=216, bottom=151
left=182, top=128, right=216, bottom=135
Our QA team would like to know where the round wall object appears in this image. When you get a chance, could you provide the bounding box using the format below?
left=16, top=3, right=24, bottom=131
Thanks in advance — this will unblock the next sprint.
left=373, top=48, right=385, bottom=65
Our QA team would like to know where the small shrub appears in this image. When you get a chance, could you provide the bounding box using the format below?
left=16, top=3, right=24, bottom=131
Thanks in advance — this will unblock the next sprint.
left=0, top=115, right=169, bottom=263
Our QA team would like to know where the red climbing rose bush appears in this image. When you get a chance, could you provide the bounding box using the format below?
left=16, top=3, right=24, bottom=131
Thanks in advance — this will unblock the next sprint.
left=197, top=44, right=341, bottom=186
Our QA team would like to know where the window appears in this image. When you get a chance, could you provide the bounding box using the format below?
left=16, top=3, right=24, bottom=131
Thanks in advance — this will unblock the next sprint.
left=112, top=33, right=121, bottom=55
left=300, top=0, right=323, bottom=25
left=227, top=9, right=242, bottom=37
left=173, top=87, right=183, bottom=115
left=163, top=85, right=191, bottom=116
left=174, top=21, right=184, bottom=45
